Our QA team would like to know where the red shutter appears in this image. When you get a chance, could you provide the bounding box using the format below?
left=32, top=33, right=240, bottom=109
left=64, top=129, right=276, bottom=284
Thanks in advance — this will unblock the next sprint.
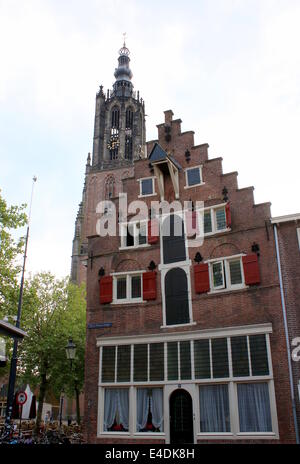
left=148, top=219, right=159, bottom=244
left=194, top=263, right=210, bottom=294
left=225, top=202, right=232, bottom=228
left=99, top=276, right=113, bottom=304
left=143, top=272, right=157, bottom=300
left=242, top=254, right=260, bottom=285
left=185, top=211, right=198, bottom=237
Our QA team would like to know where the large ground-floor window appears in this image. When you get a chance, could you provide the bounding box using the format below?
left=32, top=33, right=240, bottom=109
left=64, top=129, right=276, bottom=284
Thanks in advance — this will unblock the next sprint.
left=97, top=324, right=279, bottom=441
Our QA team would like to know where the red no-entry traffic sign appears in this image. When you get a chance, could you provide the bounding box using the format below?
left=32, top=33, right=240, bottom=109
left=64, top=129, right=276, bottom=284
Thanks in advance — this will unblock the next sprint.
left=16, top=391, right=27, bottom=405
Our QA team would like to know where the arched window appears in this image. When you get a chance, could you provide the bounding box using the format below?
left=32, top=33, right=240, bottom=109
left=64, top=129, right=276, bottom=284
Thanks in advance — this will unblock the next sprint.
left=165, top=268, right=190, bottom=325
left=105, top=175, right=115, bottom=200
left=162, top=214, right=186, bottom=264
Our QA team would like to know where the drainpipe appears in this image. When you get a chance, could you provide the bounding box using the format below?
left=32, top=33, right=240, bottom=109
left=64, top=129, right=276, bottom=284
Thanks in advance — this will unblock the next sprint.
left=274, top=223, right=300, bottom=444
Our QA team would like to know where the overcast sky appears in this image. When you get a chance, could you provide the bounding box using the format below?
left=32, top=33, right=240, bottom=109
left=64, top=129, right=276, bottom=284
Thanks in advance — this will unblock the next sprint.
left=0, top=0, right=300, bottom=278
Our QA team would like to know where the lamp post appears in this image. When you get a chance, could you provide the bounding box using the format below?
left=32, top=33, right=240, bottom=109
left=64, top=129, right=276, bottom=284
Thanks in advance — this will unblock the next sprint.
left=65, top=338, right=81, bottom=425
left=5, top=176, right=37, bottom=430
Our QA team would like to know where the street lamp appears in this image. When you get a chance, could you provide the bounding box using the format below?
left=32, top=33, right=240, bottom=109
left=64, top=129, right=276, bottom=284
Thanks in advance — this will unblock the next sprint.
left=5, top=176, right=37, bottom=430
left=65, top=337, right=81, bottom=425
left=65, top=338, right=76, bottom=369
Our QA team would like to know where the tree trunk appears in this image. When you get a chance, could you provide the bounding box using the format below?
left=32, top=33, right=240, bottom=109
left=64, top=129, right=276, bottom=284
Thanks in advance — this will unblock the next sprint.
left=34, top=371, right=47, bottom=434
left=75, top=385, right=81, bottom=425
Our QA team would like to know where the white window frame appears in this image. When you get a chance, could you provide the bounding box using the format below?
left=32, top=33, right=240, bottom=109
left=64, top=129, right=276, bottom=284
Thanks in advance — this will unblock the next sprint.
left=203, top=204, right=230, bottom=235
left=96, top=325, right=279, bottom=441
left=207, top=254, right=247, bottom=294
left=184, top=165, right=204, bottom=189
left=138, top=177, right=156, bottom=198
left=119, top=220, right=149, bottom=250
left=211, top=261, right=226, bottom=290
left=112, top=271, right=145, bottom=305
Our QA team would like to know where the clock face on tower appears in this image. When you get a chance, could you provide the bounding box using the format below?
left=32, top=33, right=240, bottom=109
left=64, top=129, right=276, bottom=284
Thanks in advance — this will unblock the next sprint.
left=107, top=128, right=120, bottom=149
left=107, top=128, right=120, bottom=159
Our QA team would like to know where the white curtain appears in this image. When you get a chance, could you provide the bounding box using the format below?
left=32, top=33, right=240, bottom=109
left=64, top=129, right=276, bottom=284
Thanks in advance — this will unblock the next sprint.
left=117, top=389, right=129, bottom=430
left=151, top=389, right=164, bottom=431
left=199, top=384, right=230, bottom=432
left=104, top=389, right=118, bottom=431
left=136, top=389, right=149, bottom=432
left=238, top=383, right=272, bottom=432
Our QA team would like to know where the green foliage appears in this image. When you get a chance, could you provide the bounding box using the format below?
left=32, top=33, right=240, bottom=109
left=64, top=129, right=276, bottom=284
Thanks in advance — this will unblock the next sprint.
left=0, top=189, right=27, bottom=377
left=0, top=189, right=27, bottom=316
left=18, top=272, right=86, bottom=400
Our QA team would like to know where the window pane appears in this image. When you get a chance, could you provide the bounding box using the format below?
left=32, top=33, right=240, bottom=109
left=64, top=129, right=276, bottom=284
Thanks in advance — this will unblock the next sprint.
left=212, top=262, right=224, bottom=288
left=136, top=388, right=164, bottom=432
left=215, top=208, right=226, bottom=230
left=117, top=278, right=127, bottom=300
left=180, top=341, right=191, bottom=380
left=199, top=384, right=230, bottom=432
left=167, top=342, right=178, bottom=380
left=229, top=260, right=242, bottom=285
left=187, top=168, right=201, bottom=186
left=238, top=383, right=272, bottom=432
left=104, top=388, right=129, bottom=432
left=131, top=275, right=141, bottom=299
left=163, top=215, right=186, bottom=264
left=138, top=222, right=147, bottom=245
left=126, top=225, right=134, bottom=247
left=150, top=344, right=164, bottom=381
left=117, top=345, right=131, bottom=382
left=250, top=335, right=269, bottom=376
left=194, top=339, right=211, bottom=379
left=102, top=346, right=115, bottom=383
left=231, top=336, right=250, bottom=377
left=204, top=211, right=212, bottom=234
left=134, top=344, right=148, bottom=382
left=212, top=338, right=229, bottom=378
left=141, top=178, right=153, bottom=195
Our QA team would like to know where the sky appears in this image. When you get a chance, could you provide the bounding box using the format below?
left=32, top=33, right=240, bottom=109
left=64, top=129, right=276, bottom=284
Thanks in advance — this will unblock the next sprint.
left=0, top=0, right=300, bottom=278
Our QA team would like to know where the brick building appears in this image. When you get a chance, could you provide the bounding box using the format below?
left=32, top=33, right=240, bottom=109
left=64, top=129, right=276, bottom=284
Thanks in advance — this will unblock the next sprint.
left=72, top=42, right=298, bottom=443
left=270, top=215, right=300, bottom=437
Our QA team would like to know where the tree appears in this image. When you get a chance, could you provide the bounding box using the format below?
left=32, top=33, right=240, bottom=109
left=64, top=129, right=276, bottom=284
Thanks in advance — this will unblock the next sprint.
left=0, top=189, right=27, bottom=315
left=0, top=190, right=27, bottom=376
left=18, top=272, right=86, bottom=431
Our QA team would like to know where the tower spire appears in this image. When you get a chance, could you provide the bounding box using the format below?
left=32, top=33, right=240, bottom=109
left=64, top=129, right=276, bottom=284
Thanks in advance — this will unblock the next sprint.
left=113, top=35, right=133, bottom=97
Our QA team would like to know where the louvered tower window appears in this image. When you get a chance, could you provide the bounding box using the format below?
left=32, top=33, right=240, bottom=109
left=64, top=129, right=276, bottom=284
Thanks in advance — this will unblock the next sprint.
left=125, top=107, right=133, bottom=160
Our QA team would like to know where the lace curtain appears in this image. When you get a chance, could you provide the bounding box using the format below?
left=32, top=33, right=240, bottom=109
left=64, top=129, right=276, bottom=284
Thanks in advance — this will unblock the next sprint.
left=136, top=388, right=164, bottom=432
left=238, top=383, right=272, bottom=432
left=199, top=384, right=230, bottom=432
left=104, top=389, right=129, bottom=431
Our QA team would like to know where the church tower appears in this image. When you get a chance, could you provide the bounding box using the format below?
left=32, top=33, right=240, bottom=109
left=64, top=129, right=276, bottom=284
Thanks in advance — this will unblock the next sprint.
left=71, top=41, right=146, bottom=284
left=92, top=40, right=146, bottom=169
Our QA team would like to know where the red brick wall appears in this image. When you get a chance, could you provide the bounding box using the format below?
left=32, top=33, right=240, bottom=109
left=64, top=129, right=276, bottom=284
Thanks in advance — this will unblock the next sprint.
left=83, top=110, right=296, bottom=444
left=275, top=221, right=300, bottom=432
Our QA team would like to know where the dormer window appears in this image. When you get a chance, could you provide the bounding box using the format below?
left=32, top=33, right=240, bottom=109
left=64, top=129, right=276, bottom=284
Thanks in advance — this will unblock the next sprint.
left=185, top=165, right=203, bottom=188
left=138, top=177, right=156, bottom=197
